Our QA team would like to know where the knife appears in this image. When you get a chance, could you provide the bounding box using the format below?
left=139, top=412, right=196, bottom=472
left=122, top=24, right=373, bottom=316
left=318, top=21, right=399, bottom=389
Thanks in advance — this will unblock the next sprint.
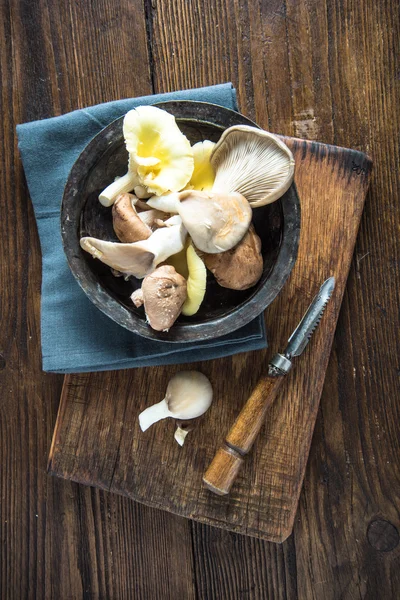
left=203, top=276, right=335, bottom=496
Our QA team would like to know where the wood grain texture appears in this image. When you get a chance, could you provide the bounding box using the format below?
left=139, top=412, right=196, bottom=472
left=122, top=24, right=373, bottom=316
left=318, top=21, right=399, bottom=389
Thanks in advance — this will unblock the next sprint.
left=203, top=375, right=285, bottom=495
left=49, top=139, right=372, bottom=543
left=1, top=0, right=399, bottom=599
left=226, top=374, right=285, bottom=453
left=0, top=1, right=196, bottom=599
left=203, top=447, right=245, bottom=496
left=149, top=0, right=399, bottom=595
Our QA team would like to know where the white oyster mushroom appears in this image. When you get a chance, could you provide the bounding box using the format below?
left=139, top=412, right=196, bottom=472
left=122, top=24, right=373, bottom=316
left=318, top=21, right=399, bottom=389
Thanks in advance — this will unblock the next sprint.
left=210, top=125, right=295, bottom=207
left=80, top=216, right=187, bottom=279
left=146, top=188, right=252, bottom=254
left=146, top=192, right=181, bottom=214
left=177, top=190, right=252, bottom=254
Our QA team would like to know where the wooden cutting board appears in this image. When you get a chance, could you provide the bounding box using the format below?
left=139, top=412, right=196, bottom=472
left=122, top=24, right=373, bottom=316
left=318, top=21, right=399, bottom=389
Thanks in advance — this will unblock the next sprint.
left=48, top=137, right=372, bottom=543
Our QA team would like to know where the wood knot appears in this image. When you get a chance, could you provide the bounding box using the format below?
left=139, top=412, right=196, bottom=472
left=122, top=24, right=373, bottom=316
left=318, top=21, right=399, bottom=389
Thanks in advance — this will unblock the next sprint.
left=0, top=353, right=6, bottom=370
left=367, top=519, right=399, bottom=552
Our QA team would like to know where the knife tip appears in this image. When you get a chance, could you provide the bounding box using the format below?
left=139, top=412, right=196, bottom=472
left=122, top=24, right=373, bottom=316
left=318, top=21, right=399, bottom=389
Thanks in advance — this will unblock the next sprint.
left=323, top=276, right=336, bottom=295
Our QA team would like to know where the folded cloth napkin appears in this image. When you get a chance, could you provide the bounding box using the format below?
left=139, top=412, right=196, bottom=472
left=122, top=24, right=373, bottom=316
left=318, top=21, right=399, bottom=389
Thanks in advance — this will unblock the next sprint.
left=16, top=83, right=267, bottom=373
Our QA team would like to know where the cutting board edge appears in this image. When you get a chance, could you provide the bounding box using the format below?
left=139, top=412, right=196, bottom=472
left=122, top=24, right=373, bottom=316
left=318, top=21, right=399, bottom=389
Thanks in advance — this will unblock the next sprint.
left=47, top=466, right=293, bottom=543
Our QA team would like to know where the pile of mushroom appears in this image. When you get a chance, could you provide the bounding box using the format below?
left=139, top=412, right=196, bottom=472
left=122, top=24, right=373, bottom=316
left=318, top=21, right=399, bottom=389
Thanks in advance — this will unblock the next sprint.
left=80, top=106, right=295, bottom=332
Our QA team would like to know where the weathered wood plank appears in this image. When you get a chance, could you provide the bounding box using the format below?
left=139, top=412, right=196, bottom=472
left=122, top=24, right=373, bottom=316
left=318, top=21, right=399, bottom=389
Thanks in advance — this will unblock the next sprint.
left=150, top=0, right=400, bottom=598
left=1, top=0, right=399, bottom=598
left=0, top=1, right=196, bottom=599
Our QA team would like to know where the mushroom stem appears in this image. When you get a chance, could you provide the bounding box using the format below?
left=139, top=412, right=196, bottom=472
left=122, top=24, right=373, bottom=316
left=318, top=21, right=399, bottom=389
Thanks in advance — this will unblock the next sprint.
left=134, top=185, right=151, bottom=199
left=80, top=217, right=187, bottom=278
left=174, top=426, right=190, bottom=446
left=131, top=288, right=144, bottom=307
left=131, top=197, right=152, bottom=211
left=139, top=398, right=171, bottom=431
left=147, top=193, right=181, bottom=213
left=99, top=171, right=139, bottom=207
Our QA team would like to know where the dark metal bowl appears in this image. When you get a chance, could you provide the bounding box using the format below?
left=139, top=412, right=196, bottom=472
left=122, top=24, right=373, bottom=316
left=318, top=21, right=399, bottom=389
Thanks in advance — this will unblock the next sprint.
left=61, top=101, right=301, bottom=342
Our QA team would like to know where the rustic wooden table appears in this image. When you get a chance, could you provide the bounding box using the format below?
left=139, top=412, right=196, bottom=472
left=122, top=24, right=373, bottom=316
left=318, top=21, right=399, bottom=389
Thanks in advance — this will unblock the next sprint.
left=1, top=1, right=399, bottom=598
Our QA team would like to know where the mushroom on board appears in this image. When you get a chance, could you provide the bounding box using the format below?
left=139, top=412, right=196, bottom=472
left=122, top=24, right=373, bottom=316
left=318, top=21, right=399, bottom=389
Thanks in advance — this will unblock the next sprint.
left=210, top=125, right=295, bottom=207
left=203, top=224, right=263, bottom=290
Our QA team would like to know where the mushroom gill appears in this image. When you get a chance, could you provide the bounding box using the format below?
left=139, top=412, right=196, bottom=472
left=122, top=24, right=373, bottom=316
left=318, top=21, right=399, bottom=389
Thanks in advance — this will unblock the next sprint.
left=210, top=125, right=295, bottom=207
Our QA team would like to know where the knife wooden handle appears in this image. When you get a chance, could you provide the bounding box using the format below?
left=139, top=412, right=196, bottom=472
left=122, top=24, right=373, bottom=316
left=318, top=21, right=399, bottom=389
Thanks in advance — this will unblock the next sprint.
left=203, top=374, right=285, bottom=495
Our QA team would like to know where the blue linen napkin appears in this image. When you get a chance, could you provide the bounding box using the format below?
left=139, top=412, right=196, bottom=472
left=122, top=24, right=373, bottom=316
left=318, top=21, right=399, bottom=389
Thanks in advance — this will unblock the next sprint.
left=17, top=83, right=267, bottom=373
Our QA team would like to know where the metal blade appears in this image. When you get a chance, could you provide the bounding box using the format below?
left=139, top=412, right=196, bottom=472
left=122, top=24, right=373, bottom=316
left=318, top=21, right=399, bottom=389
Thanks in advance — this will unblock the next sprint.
left=285, top=277, right=335, bottom=358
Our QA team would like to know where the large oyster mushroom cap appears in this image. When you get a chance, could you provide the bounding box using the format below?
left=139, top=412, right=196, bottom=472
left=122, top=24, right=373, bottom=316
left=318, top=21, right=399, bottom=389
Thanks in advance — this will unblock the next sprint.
left=210, top=125, right=295, bottom=207
left=177, top=190, right=252, bottom=254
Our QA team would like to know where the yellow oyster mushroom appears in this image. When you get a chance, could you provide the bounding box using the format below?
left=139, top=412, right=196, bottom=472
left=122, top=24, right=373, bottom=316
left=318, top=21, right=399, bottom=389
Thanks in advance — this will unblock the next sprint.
left=124, top=105, right=194, bottom=196
left=167, top=241, right=190, bottom=279
left=187, top=140, right=215, bottom=191
left=182, top=244, right=207, bottom=316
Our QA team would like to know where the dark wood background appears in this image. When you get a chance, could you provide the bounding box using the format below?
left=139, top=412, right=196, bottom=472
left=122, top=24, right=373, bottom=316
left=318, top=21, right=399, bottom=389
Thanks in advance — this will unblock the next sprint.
left=1, top=0, right=399, bottom=598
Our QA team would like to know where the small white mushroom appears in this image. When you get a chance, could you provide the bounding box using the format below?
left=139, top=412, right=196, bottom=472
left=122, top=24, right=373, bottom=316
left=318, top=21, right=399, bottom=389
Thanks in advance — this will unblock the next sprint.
left=138, top=371, right=213, bottom=433
left=80, top=216, right=187, bottom=278
left=211, top=125, right=295, bottom=207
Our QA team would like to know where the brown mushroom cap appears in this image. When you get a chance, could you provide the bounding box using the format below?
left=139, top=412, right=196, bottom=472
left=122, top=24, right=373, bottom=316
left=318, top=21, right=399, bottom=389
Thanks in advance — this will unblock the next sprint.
left=140, top=265, right=187, bottom=331
left=203, top=225, right=263, bottom=290
left=112, top=193, right=152, bottom=242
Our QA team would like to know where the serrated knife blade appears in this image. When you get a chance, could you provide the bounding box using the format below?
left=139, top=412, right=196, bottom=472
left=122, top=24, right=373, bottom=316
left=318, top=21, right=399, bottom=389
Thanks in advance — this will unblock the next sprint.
left=285, top=276, right=335, bottom=358
left=268, top=277, right=335, bottom=375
